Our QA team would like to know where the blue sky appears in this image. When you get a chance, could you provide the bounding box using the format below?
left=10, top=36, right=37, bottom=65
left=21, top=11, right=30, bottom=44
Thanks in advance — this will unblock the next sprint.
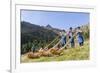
left=21, top=10, right=89, bottom=30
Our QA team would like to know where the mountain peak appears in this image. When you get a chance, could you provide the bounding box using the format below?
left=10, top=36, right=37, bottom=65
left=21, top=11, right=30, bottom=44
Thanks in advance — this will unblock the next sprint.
left=46, top=24, right=52, bottom=28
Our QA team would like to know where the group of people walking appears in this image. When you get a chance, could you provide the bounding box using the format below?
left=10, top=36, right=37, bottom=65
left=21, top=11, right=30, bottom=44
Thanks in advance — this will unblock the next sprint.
left=60, top=26, right=84, bottom=48
left=31, top=26, right=84, bottom=52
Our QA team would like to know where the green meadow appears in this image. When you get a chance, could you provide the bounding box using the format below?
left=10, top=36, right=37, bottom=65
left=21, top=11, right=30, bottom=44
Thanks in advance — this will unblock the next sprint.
left=21, top=40, right=89, bottom=63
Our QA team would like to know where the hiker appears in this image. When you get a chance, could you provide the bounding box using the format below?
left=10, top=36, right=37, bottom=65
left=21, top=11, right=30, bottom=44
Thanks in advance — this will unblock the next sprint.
left=60, top=30, right=66, bottom=47
left=67, top=27, right=75, bottom=48
left=76, top=27, right=84, bottom=46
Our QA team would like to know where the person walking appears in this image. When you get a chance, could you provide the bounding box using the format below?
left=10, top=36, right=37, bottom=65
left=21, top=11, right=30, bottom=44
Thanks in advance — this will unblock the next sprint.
left=60, top=30, right=66, bottom=47
left=76, top=27, right=84, bottom=46
left=67, top=27, right=75, bottom=48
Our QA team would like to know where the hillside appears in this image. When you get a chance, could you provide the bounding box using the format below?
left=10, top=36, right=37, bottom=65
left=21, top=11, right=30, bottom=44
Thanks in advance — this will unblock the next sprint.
left=21, top=21, right=60, bottom=54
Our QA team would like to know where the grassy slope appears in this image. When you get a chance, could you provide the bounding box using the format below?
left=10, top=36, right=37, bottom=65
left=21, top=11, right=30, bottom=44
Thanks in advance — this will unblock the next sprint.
left=21, top=40, right=89, bottom=63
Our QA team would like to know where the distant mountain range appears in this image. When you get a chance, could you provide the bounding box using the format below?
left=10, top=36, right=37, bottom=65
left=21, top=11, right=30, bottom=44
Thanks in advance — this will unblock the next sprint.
left=21, top=21, right=61, bottom=47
